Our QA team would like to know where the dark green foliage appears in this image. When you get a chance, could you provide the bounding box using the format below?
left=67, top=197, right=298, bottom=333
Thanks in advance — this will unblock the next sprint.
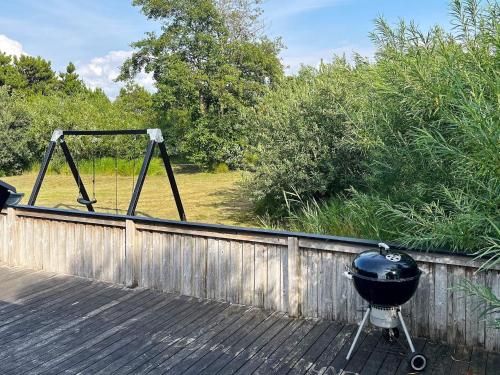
left=119, top=0, right=283, bottom=169
left=115, top=82, right=154, bottom=118
left=0, top=88, right=34, bottom=175
left=244, top=61, right=368, bottom=214
left=13, top=55, right=57, bottom=95
left=58, top=62, right=86, bottom=95
left=456, top=278, right=500, bottom=329
left=0, top=53, right=25, bottom=91
left=250, top=0, right=499, bottom=255
left=0, top=54, right=153, bottom=176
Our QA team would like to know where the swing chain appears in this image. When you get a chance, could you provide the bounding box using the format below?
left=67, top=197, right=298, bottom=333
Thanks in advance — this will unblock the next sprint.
left=77, top=137, right=98, bottom=206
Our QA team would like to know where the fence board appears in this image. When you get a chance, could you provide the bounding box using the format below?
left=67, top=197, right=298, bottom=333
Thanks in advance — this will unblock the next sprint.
left=485, top=271, right=500, bottom=351
left=254, top=243, right=267, bottom=307
left=161, top=233, right=172, bottom=291
left=181, top=235, right=194, bottom=296
left=265, top=245, right=280, bottom=311
left=242, top=242, right=255, bottom=306
left=172, top=234, right=182, bottom=293
left=319, top=251, right=334, bottom=320
left=194, top=236, right=207, bottom=298
left=229, top=241, right=243, bottom=304
left=2, top=206, right=499, bottom=351
left=218, top=240, right=230, bottom=301
left=300, top=249, right=308, bottom=316
left=304, top=249, right=319, bottom=318
left=83, top=224, right=92, bottom=278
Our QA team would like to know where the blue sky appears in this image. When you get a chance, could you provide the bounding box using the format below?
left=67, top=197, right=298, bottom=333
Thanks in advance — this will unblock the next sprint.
left=0, top=0, right=452, bottom=98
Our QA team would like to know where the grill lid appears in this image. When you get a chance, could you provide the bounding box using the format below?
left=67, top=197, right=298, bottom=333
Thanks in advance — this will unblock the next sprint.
left=352, top=243, right=420, bottom=280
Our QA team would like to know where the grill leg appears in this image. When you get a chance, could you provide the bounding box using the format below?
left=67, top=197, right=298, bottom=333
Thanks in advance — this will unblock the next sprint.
left=346, top=306, right=371, bottom=360
left=397, top=308, right=416, bottom=353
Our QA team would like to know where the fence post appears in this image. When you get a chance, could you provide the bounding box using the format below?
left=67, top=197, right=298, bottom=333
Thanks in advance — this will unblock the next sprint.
left=6, top=207, right=18, bottom=267
left=125, top=219, right=138, bottom=288
left=287, top=236, right=301, bottom=317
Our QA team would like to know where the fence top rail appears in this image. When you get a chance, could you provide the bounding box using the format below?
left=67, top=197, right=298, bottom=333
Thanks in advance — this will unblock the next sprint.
left=2, top=204, right=477, bottom=259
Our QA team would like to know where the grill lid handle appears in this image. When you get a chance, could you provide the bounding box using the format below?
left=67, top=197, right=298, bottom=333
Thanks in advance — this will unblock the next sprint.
left=378, top=242, right=390, bottom=255
left=344, top=265, right=353, bottom=279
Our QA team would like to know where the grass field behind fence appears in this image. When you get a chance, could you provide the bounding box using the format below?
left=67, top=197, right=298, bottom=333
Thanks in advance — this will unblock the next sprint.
left=4, top=164, right=254, bottom=226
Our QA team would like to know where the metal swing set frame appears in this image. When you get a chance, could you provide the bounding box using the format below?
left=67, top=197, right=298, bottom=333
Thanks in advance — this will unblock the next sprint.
left=27, top=128, right=186, bottom=221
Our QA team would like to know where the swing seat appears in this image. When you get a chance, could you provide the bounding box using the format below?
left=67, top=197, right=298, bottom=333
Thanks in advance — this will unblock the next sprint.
left=77, top=197, right=97, bottom=205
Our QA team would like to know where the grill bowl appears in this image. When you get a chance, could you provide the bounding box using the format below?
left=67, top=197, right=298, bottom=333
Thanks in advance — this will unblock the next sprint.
left=352, top=271, right=421, bottom=306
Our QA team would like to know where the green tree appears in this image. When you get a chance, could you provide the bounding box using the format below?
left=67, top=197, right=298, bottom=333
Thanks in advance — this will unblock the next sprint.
left=215, top=0, right=265, bottom=41
left=0, top=53, right=26, bottom=92
left=14, top=55, right=56, bottom=95
left=114, top=82, right=153, bottom=117
left=59, top=62, right=86, bottom=95
left=244, top=60, right=369, bottom=214
left=119, top=0, right=283, bottom=169
left=0, top=87, right=34, bottom=176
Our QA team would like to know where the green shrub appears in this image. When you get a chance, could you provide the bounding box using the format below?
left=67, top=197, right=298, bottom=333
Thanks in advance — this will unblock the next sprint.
left=213, top=162, right=230, bottom=173
left=249, top=0, right=499, bottom=254
left=244, top=61, right=369, bottom=215
left=0, top=88, right=35, bottom=175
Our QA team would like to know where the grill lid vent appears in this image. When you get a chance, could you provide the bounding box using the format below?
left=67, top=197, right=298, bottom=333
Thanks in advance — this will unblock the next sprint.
left=352, top=243, right=420, bottom=280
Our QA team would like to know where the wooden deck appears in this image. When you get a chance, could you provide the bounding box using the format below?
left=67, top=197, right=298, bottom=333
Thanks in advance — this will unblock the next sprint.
left=0, top=266, right=497, bottom=375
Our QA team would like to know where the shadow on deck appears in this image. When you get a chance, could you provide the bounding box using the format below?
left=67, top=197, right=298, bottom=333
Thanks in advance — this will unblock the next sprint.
left=0, top=265, right=497, bottom=375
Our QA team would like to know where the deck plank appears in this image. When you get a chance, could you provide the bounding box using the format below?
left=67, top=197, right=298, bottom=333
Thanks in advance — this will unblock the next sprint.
left=486, top=351, right=500, bottom=375
left=0, top=289, right=150, bottom=371
left=197, top=312, right=286, bottom=375
left=327, top=325, right=369, bottom=373
left=98, top=305, right=244, bottom=373
left=111, top=300, right=228, bottom=374
left=217, top=314, right=293, bottom=374
left=179, top=308, right=273, bottom=375
left=468, top=347, right=488, bottom=375
left=449, top=346, right=473, bottom=375
left=20, top=294, right=185, bottom=375
left=59, top=299, right=223, bottom=374
left=360, top=334, right=394, bottom=374
left=80, top=302, right=230, bottom=374
left=160, top=308, right=262, bottom=375
left=234, top=318, right=305, bottom=374
left=286, top=321, right=344, bottom=375
left=0, top=266, right=496, bottom=375
left=0, top=282, right=115, bottom=344
left=0, top=288, right=148, bottom=373
left=344, top=329, right=382, bottom=374
left=252, top=319, right=320, bottom=374
left=133, top=304, right=249, bottom=375
left=24, top=292, right=178, bottom=373
left=303, top=324, right=356, bottom=375
left=271, top=321, right=334, bottom=375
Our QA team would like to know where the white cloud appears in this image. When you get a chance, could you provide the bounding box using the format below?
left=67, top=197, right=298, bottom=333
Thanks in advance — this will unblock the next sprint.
left=77, top=50, right=155, bottom=99
left=0, top=34, right=27, bottom=57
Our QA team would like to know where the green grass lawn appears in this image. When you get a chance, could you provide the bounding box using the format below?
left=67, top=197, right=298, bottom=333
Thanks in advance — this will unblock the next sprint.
left=4, top=166, right=255, bottom=226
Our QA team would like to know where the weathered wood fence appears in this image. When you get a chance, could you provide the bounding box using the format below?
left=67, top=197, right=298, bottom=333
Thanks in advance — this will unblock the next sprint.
left=1, top=205, right=499, bottom=351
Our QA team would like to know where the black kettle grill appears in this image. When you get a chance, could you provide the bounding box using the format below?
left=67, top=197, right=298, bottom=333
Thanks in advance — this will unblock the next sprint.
left=345, top=243, right=427, bottom=372
left=0, top=181, right=23, bottom=209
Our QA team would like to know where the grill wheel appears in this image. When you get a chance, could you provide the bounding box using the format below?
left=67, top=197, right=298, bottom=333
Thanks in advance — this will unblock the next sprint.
left=409, top=353, right=427, bottom=372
